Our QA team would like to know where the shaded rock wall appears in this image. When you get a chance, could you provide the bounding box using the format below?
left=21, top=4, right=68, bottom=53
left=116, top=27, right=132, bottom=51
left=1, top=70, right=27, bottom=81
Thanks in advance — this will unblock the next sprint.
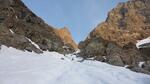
left=0, top=0, right=77, bottom=54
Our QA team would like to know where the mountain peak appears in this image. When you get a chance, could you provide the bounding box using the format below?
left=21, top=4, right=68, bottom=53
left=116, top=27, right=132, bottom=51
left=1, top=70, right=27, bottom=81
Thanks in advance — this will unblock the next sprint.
left=55, top=27, right=78, bottom=49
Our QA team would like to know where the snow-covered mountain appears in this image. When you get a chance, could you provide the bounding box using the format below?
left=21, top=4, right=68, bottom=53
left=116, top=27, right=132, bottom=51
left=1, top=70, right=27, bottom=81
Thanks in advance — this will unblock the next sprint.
left=0, top=45, right=150, bottom=84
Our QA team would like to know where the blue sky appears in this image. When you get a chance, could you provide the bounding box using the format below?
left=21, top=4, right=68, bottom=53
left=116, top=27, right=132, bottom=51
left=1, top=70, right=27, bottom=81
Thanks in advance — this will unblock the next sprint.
left=22, top=0, right=128, bottom=43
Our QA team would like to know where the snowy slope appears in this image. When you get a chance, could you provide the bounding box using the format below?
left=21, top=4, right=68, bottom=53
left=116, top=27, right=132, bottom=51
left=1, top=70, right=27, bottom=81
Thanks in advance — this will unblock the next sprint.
left=0, top=46, right=150, bottom=84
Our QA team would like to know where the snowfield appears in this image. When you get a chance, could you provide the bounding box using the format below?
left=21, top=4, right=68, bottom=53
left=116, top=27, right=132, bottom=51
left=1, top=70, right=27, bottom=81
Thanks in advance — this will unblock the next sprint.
left=0, top=46, right=150, bottom=84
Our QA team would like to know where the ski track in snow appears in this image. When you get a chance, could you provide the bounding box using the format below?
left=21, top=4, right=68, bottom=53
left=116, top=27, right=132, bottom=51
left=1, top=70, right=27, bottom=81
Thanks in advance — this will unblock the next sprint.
left=0, top=46, right=150, bottom=84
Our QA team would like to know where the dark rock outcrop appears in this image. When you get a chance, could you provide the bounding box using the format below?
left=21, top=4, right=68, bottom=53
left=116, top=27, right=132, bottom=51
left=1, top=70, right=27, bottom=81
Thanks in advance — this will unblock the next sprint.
left=0, top=0, right=77, bottom=54
left=79, top=0, right=150, bottom=74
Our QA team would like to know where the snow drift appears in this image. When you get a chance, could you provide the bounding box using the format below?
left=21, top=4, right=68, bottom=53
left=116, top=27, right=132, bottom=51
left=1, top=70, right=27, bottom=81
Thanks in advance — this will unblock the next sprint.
left=136, top=37, right=150, bottom=49
left=0, top=46, right=150, bottom=84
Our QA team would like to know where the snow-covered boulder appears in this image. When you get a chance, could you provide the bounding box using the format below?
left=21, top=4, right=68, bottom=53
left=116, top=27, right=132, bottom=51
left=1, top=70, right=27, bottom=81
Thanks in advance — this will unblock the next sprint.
left=136, top=37, right=150, bottom=49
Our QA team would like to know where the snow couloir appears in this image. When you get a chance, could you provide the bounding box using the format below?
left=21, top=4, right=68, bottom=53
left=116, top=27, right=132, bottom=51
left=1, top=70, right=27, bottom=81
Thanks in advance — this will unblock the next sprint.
left=0, top=45, right=150, bottom=84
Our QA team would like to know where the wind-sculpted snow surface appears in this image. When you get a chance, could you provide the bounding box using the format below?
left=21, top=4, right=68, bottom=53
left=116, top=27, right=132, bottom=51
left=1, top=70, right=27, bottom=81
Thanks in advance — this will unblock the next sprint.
left=0, top=46, right=150, bottom=84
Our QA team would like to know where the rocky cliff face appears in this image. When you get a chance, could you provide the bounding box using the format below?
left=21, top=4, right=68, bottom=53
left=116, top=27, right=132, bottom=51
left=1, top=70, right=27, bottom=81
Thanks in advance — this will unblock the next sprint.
left=79, top=0, right=150, bottom=74
left=55, top=27, right=78, bottom=50
left=0, top=0, right=77, bottom=54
